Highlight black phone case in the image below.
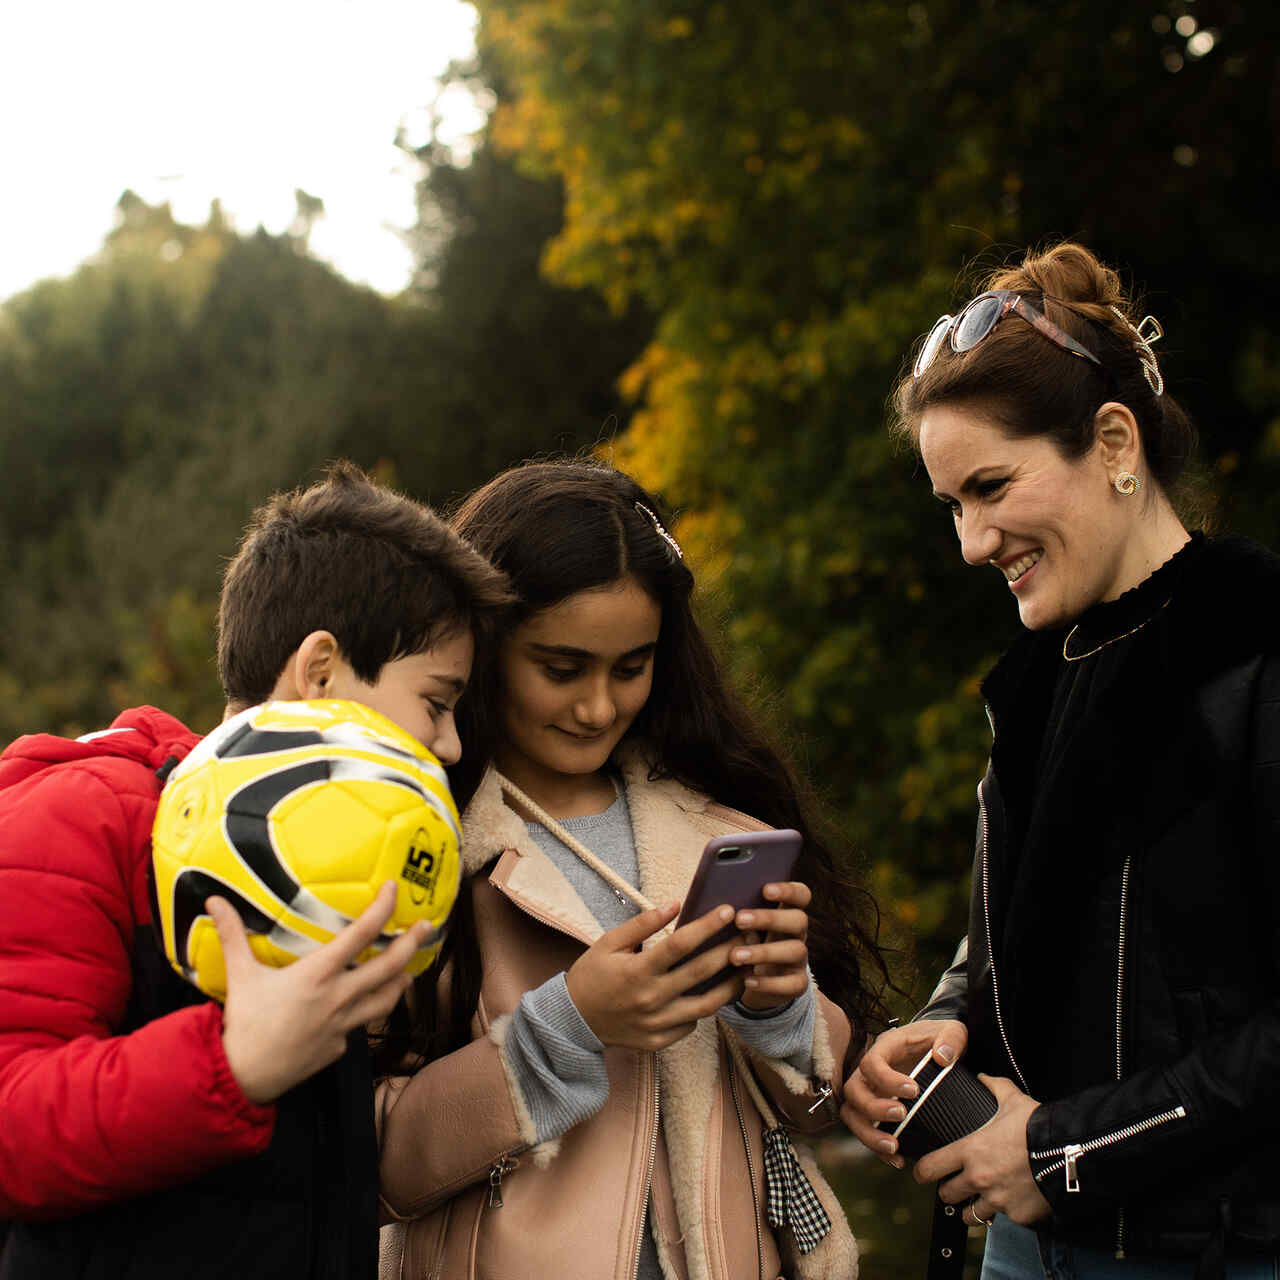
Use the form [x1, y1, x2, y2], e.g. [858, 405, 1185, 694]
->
[674, 829, 802, 997]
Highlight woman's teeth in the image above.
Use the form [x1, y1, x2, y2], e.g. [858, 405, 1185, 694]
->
[1002, 550, 1043, 582]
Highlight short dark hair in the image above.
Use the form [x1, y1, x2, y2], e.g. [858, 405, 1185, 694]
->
[217, 460, 512, 706]
[891, 242, 1197, 496]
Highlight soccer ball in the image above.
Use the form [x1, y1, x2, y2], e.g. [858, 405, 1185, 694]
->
[151, 699, 461, 1001]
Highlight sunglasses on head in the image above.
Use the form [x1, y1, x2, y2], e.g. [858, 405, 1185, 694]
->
[913, 289, 1103, 378]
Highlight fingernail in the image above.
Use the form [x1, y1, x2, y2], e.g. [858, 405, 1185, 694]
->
[744, 976, 758, 988]
[737, 911, 754, 927]
[935, 1044, 955, 1064]
[887, 1104, 906, 1122]
[900, 1081, 919, 1099]
[718, 905, 734, 921]
[878, 1138, 897, 1154]
[764, 884, 780, 898]
[732, 948, 751, 963]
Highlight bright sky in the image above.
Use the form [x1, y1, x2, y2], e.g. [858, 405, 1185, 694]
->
[1, 0, 486, 302]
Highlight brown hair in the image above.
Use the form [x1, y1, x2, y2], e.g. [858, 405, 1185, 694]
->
[217, 460, 513, 706]
[891, 243, 1197, 496]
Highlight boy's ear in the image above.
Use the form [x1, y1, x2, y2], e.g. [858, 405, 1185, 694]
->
[276, 630, 342, 701]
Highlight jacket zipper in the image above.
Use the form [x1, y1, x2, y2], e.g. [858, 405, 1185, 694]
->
[978, 779, 1030, 1094]
[485, 1152, 520, 1208]
[1114, 854, 1132, 1256]
[727, 1054, 765, 1280]
[1030, 1105, 1186, 1191]
[632, 1053, 661, 1280]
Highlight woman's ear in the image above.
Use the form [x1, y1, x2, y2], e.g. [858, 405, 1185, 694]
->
[1093, 401, 1142, 476]
[274, 630, 342, 701]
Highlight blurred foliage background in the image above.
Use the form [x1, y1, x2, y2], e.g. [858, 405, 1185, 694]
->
[4, 2, 1279, 1273]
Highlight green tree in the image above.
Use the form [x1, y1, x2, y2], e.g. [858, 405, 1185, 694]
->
[471, 0, 1280, 993]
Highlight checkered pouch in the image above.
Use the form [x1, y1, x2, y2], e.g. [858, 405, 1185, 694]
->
[724, 1032, 833, 1256]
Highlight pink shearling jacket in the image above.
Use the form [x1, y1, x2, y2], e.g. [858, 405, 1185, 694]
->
[377, 752, 862, 1280]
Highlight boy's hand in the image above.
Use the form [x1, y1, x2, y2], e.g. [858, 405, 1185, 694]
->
[565, 902, 745, 1050]
[209, 882, 431, 1104]
[730, 880, 810, 1011]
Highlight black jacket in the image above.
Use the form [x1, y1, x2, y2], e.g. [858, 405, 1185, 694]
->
[919, 536, 1280, 1259]
[0, 926, 379, 1280]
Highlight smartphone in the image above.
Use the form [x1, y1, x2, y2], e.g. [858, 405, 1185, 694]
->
[673, 828, 803, 997]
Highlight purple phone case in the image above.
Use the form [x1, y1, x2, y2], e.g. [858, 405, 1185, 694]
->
[675, 829, 802, 997]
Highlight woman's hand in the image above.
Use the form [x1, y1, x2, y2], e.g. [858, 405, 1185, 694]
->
[915, 1075, 1051, 1226]
[841, 1019, 969, 1167]
[730, 880, 811, 1011]
[565, 902, 745, 1050]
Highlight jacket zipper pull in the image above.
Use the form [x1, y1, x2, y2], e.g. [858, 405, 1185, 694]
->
[806, 1082, 834, 1115]
[1063, 1144, 1082, 1193]
[487, 1155, 515, 1209]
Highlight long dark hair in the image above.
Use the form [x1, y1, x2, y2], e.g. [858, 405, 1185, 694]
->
[372, 458, 892, 1075]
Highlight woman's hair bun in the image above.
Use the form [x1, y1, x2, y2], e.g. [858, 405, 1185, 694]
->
[987, 242, 1129, 327]
[892, 241, 1198, 501]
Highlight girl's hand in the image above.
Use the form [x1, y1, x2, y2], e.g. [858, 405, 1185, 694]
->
[565, 902, 746, 1050]
[730, 880, 810, 1012]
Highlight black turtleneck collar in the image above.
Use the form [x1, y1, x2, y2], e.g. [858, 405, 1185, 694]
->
[1062, 531, 1205, 661]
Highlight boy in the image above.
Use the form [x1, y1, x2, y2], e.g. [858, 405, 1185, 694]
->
[0, 461, 511, 1278]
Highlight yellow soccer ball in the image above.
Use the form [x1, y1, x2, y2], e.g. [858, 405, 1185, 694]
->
[151, 699, 460, 1001]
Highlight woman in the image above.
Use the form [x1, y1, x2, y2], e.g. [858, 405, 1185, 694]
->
[374, 460, 890, 1280]
[841, 242, 1280, 1278]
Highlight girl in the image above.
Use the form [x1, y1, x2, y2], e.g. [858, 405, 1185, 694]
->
[376, 460, 889, 1280]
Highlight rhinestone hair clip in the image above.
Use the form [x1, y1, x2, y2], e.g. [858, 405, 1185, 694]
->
[634, 501, 684, 560]
[1109, 306, 1164, 397]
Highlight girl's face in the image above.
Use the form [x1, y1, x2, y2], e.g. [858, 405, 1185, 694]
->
[495, 575, 661, 789]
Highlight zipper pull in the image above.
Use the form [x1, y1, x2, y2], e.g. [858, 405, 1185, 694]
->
[1063, 1143, 1082, 1193]
[487, 1155, 515, 1208]
[807, 1082, 834, 1115]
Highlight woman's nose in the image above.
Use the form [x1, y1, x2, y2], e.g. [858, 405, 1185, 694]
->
[958, 509, 1001, 566]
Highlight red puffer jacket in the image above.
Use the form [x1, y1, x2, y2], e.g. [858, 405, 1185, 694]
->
[0, 706, 273, 1219]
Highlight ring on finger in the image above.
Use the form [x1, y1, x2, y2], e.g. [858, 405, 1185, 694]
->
[967, 1200, 994, 1228]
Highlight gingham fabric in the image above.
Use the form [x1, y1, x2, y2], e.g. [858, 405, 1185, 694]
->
[762, 1126, 832, 1255]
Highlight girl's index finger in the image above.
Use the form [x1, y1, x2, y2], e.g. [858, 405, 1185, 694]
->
[761, 880, 811, 907]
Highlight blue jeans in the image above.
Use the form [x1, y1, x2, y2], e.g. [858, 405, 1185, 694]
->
[981, 1216, 1279, 1280]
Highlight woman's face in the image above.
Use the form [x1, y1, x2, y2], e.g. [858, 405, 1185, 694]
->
[495, 574, 662, 789]
[919, 403, 1135, 630]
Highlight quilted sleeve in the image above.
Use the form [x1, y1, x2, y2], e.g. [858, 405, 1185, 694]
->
[0, 765, 273, 1219]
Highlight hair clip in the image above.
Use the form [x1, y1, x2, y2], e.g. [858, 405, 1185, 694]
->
[1109, 306, 1164, 397]
[634, 501, 684, 560]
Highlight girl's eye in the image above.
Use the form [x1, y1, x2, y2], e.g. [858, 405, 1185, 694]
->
[614, 664, 647, 681]
[543, 666, 581, 683]
[423, 697, 450, 718]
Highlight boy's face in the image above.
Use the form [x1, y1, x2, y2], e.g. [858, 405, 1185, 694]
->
[326, 629, 474, 764]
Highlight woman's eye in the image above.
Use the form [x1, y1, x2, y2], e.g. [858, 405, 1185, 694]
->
[614, 664, 647, 681]
[976, 477, 1007, 499]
